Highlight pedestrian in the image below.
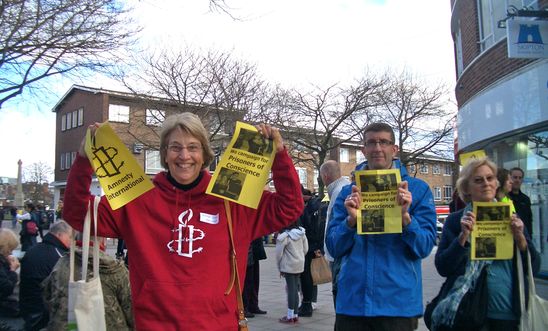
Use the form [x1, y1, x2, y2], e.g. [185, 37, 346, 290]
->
[508, 167, 533, 237]
[275, 221, 308, 324]
[432, 158, 540, 330]
[16, 203, 40, 252]
[43, 234, 134, 330]
[243, 238, 267, 318]
[326, 122, 437, 331]
[10, 207, 17, 229]
[320, 160, 351, 310]
[19, 221, 72, 331]
[62, 113, 304, 330]
[298, 188, 327, 317]
[0, 228, 20, 318]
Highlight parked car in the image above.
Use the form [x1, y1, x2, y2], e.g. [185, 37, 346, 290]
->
[435, 205, 449, 245]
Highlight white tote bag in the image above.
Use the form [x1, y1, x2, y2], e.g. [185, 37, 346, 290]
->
[67, 196, 106, 331]
[517, 247, 548, 331]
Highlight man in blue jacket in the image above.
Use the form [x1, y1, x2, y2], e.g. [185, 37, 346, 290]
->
[326, 123, 436, 331]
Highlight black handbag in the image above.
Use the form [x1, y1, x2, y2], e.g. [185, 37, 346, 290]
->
[424, 265, 488, 331]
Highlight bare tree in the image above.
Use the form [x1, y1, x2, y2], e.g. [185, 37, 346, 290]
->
[259, 75, 386, 194]
[23, 161, 53, 204]
[372, 70, 455, 167]
[0, 0, 139, 108]
[115, 47, 267, 162]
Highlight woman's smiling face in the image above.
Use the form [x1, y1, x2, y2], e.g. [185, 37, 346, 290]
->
[164, 128, 204, 185]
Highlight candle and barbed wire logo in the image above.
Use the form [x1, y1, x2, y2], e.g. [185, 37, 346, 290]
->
[90, 135, 125, 178]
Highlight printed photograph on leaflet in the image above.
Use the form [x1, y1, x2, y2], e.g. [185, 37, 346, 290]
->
[471, 201, 513, 260]
[355, 169, 402, 234]
[85, 122, 154, 210]
[206, 121, 275, 209]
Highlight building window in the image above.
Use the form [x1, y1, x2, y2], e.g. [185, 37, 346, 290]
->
[296, 167, 307, 187]
[444, 185, 453, 201]
[314, 169, 319, 190]
[477, 0, 536, 52]
[433, 164, 441, 175]
[66, 112, 72, 130]
[340, 148, 349, 163]
[72, 110, 78, 128]
[146, 109, 165, 126]
[444, 164, 453, 176]
[61, 114, 66, 131]
[145, 150, 163, 174]
[408, 163, 416, 174]
[434, 187, 442, 201]
[60, 154, 65, 170]
[71, 152, 76, 166]
[109, 104, 130, 123]
[420, 164, 428, 174]
[356, 150, 365, 164]
[78, 108, 84, 126]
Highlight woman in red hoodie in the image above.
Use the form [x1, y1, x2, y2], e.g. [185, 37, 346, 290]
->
[63, 112, 304, 330]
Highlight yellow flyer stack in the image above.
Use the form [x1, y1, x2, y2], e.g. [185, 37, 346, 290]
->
[355, 169, 402, 234]
[84, 122, 154, 210]
[471, 201, 513, 260]
[206, 121, 275, 209]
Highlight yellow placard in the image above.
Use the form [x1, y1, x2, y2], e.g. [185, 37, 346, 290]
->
[85, 122, 154, 210]
[206, 121, 275, 209]
[459, 149, 487, 165]
[355, 169, 402, 234]
[471, 201, 513, 260]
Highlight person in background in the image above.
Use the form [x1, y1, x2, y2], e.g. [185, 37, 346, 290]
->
[508, 167, 533, 237]
[298, 187, 327, 317]
[16, 203, 40, 252]
[496, 168, 516, 213]
[320, 160, 351, 310]
[10, 207, 17, 229]
[275, 221, 308, 324]
[19, 221, 72, 331]
[0, 228, 20, 318]
[43, 234, 134, 330]
[243, 238, 267, 318]
[62, 113, 304, 330]
[433, 158, 540, 330]
[327, 122, 436, 331]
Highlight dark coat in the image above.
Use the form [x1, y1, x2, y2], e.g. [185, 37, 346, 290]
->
[0, 255, 18, 317]
[299, 197, 328, 254]
[435, 209, 540, 320]
[19, 232, 69, 315]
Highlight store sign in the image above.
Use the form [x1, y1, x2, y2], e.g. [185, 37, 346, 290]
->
[507, 19, 548, 58]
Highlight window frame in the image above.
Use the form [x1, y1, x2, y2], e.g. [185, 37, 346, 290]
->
[145, 150, 163, 175]
[108, 104, 130, 123]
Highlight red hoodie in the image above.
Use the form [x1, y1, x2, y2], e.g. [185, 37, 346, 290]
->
[63, 150, 304, 330]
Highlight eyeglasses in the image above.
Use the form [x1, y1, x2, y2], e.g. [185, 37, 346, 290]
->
[472, 175, 496, 184]
[166, 143, 202, 154]
[364, 139, 393, 148]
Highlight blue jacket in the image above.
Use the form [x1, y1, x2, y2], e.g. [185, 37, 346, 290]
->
[326, 159, 436, 317]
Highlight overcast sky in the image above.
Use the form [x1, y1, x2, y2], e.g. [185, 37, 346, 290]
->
[0, 0, 455, 180]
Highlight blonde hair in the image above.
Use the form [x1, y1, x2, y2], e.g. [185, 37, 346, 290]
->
[0, 228, 19, 257]
[159, 113, 214, 170]
[456, 157, 498, 203]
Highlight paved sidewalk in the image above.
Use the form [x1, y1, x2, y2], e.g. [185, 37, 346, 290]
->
[247, 245, 548, 331]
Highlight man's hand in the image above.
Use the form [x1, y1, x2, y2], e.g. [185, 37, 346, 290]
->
[344, 185, 361, 228]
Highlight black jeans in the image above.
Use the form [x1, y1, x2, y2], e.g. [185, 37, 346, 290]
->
[335, 314, 418, 331]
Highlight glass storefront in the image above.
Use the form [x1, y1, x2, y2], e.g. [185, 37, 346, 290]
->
[486, 128, 548, 276]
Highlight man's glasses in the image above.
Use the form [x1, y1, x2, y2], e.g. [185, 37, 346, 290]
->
[167, 143, 202, 154]
[364, 139, 393, 148]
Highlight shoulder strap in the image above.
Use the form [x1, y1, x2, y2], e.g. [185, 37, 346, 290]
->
[223, 200, 247, 328]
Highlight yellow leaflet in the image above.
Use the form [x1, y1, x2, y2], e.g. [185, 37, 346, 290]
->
[459, 149, 487, 165]
[85, 122, 154, 210]
[471, 201, 513, 260]
[355, 169, 402, 234]
[206, 121, 276, 209]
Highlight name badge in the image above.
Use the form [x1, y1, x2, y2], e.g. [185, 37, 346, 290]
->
[200, 213, 219, 225]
